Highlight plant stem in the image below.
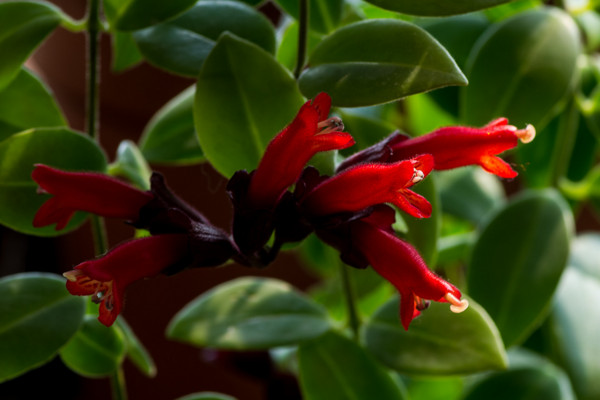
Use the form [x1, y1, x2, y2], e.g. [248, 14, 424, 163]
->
[293, 0, 308, 79]
[110, 367, 128, 400]
[339, 262, 360, 341]
[86, 0, 101, 141]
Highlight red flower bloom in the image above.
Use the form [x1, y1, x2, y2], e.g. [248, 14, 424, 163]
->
[32, 164, 153, 230]
[247, 93, 354, 209]
[64, 234, 189, 326]
[352, 220, 468, 330]
[302, 154, 434, 218]
[340, 118, 535, 178]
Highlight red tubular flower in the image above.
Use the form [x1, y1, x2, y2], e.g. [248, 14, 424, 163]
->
[64, 234, 189, 326]
[339, 118, 535, 178]
[301, 154, 434, 218]
[247, 93, 355, 209]
[32, 164, 153, 230]
[390, 118, 535, 178]
[352, 221, 468, 330]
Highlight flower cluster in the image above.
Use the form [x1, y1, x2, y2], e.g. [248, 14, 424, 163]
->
[32, 93, 534, 329]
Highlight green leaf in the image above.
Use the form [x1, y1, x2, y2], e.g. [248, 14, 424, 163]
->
[133, 1, 276, 77]
[59, 315, 126, 377]
[177, 393, 237, 400]
[108, 140, 151, 190]
[0, 128, 108, 236]
[403, 173, 440, 266]
[275, 0, 344, 34]
[139, 86, 202, 165]
[362, 0, 513, 17]
[0, 68, 66, 142]
[104, 0, 197, 31]
[362, 296, 507, 375]
[405, 376, 463, 400]
[298, 20, 467, 107]
[0, 1, 63, 90]
[437, 167, 506, 224]
[548, 234, 600, 400]
[276, 21, 323, 72]
[167, 277, 332, 350]
[115, 318, 156, 377]
[0, 273, 86, 383]
[194, 33, 304, 177]
[467, 189, 573, 347]
[461, 8, 581, 129]
[111, 31, 143, 72]
[298, 331, 407, 400]
[337, 105, 397, 153]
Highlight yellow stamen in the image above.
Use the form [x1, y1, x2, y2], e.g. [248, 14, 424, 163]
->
[411, 169, 425, 184]
[516, 124, 535, 144]
[63, 270, 83, 282]
[445, 293, 469, 313]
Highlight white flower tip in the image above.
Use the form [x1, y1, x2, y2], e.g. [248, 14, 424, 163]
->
[516, 124, 535, 144]
[411, 168, 425, 184]
[63, 270, 79, 282]
[445, 293, 469, 313]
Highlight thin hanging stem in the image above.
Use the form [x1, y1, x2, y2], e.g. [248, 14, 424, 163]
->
[293, 0, 308, 79]
[110, 366, 128, 400]
[86, 0, 101, 141]
[339, 262, 360, 341]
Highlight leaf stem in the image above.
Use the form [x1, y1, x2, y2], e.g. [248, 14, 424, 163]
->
[86, 0, 101, 141]
[293, 0, 308, 79]
[110, 366, 128, 400]
[339, 262, 360, 341]
[550, 99, 579, 187]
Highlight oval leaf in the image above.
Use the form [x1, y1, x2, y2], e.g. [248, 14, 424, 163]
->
[194, 33, 304, 177]
[115, 318, 156, 377]
[0, 1, 63, 90]
[362, 296, 507, 375]
[298, 331, 407, 400]
[299, 20, 467, 107]
[467, 189, 573, 347]
[0, 128, 108, 236]
[59, 315, 126, 377]
[167, 277, 331, 350]
[0, 273, 86, 383]
[363, 0, 513, 17]
[461, 8, 581, 129]
[548, 234, 600, 400]
[109, 140, 151, 190]
[139, 86, 202, 165]
[133, 1, 276, 77]
[437, 166, 506, 225]
[0, 68, 66, 142]
[104, 0, 197, 31]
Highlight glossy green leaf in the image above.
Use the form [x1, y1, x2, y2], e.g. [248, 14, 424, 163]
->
[139, 86, 202, 165]
[405, 376, 463, 400]
[167, 277, 331, 350]
[362, 296, 507, 375]
[177, 393, 237, 400]
[108, 140, 151, 190]
[104, 0, 197, 31]
[0, 128, 108, 236]
[420, 14, 490, 116]
[111, 32, 143, 72]
[362, 0, 513, 16]
[275, 0, 344, 34]
[133, 1, 276, 77]
[194, 34, 304, 177]
[298, 331, 407, 400]
[403, 174, 440, 266]
[299, 20, 467, 107]
[115, 318, 156, 377]
[0, 1, 63, 90]
[0, 273, 86, 383]
[468, 189, 573, 347]
[548, 234, 600, 400]
[461, 8, 581, 129]
[437, 167, 506, 224]
[59, 315, 126, 377]
[0, 68, 66, 142]
[276, 21, 323, 72]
